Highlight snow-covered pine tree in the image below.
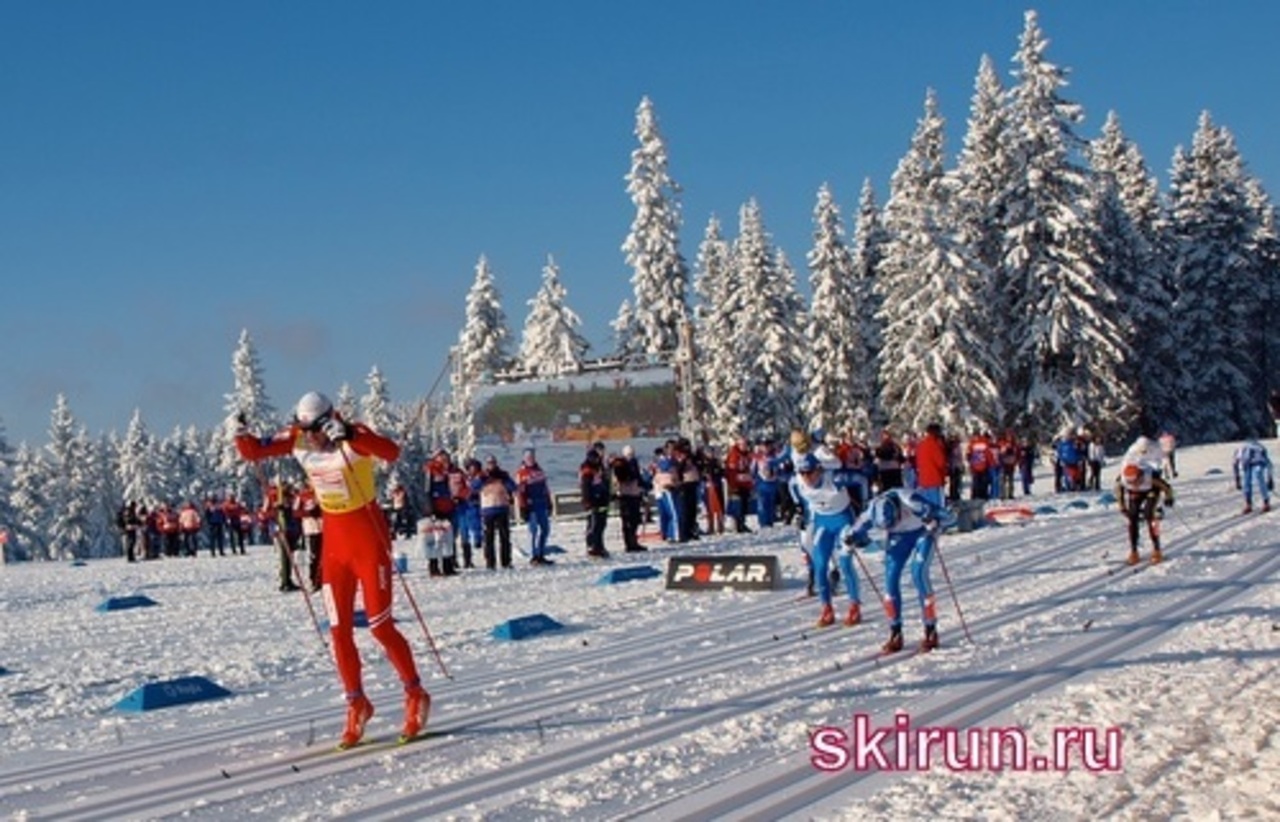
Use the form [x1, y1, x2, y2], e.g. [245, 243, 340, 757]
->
[336, 383, 357, 420]
[610, 299, 643, 365]
[803, 184, 861, 435]
[1087, 111, 1167, 434]
[692, 215, 741, 443]
[878, 90, 1001, 435]
[622, 96, 690, 359]
[848, 179, 886, 432]
[757, 249, 807, 437]
[219, 329, 276, 505]
[449, 255, 513, 458]
[0, 416, 16, 561]
[1001, 10, 1128, 439]
[733, 199, 799, 440]
[1167, 113, 1264, 441]
[9, 444, 48, 561]
[116, 409, 160, 507]
[44, 395, 95, 560]
[1244, 178, 1280, 413]
[361, 365, 397, 487]
[518, 255, 589, 377]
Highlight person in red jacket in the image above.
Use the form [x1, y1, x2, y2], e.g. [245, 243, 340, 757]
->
[914, 423, 949, 508]
[235, 391, 429, 749]
[723, 435, 755, 534]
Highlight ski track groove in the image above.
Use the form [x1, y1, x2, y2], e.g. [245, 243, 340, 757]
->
[4, 494, 1248, 820]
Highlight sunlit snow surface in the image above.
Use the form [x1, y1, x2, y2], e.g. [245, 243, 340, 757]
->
[0, 440, 1276, 820]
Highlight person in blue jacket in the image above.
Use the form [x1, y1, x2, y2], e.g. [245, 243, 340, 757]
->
[789, 453, 863, 628]
[1233, 439, 1274, 514]
[847, 487, 954, 653]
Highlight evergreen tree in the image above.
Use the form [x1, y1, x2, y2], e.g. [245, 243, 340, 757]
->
[116, 409, 160, 507]
[848, 179, 886, 432]
[878, 91, 1001, 434]
[1245, 178, 1280, 408]
[1088, 111, 1168, 434]
[1167, 113, 1263, 440]
[622, 96, 690, 359]
[733, 199, 801, 440]
[1001, 10, 1128, 437]
[9, 444, 49, 561]
[219, 329, 275, 504]
[336, 383, 358, 420]
[449, 255, 512, 458]
[361, 365, 396, 486]
[0, 416, 16, 561]
[518, 255, 589, 377]
[610, 299, 643, 365]
[803, 184, 861, 435]
[692, 215, 744, 443]
[44, 395, 95, 560]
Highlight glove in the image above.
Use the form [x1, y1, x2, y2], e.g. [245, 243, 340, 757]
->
[321, 417, 351, 442]
[233, 411, 249, 437]
[1165, 496, 1174, 508]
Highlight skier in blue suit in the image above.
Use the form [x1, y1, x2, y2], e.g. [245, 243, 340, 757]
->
[1233, 439, 1274, 514]
[790, 453, 862, 628]
[848, 487, 954, 654]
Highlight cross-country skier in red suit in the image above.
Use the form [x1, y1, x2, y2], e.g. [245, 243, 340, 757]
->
[235, 391, 429, 749]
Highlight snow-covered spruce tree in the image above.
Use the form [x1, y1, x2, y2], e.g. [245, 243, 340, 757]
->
[1001, 10, 1128, 439]
[848, 179, 887, 432]
[621, 96, 690, 359]
[116, 409, 161, 507]
[0, 416, 16, 561]
[336, 383, 357, 420]
[878, 90, 1001, 436]
[360, 365, 397, 486]
[449, 255, 513, 458]
[44, 395, 97, 560]
[610, 299, 644, 365]
[803, 184, 860, 435]
[733, 199, 802, 441]
[519, 255, 589, 377]
[1087, 111, 1168, 435]
[8, 444, 48, 561]
[951, 53, 1015, 422]
[218, 329, 276, 506]
[1167, 113, 1265, 441]
[1244, 178, 1280, 408]
[757, 249, 807, 437]
[691, 214, 741, 443]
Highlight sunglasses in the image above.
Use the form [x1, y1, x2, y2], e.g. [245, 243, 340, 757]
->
[299, 411, 333, 433]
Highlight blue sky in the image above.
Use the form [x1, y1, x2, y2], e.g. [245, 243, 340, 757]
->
[1, 1, 1277, 445]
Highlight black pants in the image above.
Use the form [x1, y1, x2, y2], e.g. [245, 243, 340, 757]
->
[1124, 490, 1162, 551]
[483, 512, 512, 569]
[586, 507, 609, 554]
[619, 495, 642, 550]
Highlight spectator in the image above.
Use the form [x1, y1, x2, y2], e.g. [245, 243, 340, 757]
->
[223, 495, 247, 555]
[474, 455, 517, 570]
[580, 446, 611, 558]
[610, 445, 647, 552]
[178, 500, 202, 557]
[515, 448, 554, 565]
[204, 496, 227, 557]
[724, 435, 755, 534]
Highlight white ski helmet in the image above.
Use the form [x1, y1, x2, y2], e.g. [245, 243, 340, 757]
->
[295, 391, 334, 429]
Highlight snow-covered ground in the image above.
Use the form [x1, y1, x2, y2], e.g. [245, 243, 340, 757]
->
[1, 440, 1276, 820]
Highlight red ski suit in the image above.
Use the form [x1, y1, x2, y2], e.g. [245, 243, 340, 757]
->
[236, 424, 420, 698]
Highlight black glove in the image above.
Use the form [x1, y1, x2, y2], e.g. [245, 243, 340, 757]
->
[1165, 496, 1174, 508]
[321, 417, 352, 442]
[233, 411, 249, 437]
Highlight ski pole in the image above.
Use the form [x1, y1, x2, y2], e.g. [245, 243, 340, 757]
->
[253, 462, 328, 649]
[932, 536, 973, 645]
[846, 545, 884, 604]
[338, 442, 452, 680]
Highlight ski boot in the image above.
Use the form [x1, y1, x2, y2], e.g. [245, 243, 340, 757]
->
[338, 693, 375, 750]
[1150, 548, 1163, 565]
[1243, 504, 1253, 515]
[843, 603, 862, 627]
[882, 627, 904, 654]
[816, 603, 835, 628]
[919, 625, 940, 652]
[400, 684, 431, 744]
[1126, 549, 1140, 566]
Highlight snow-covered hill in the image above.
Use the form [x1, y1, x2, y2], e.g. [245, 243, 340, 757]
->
[1, 440, 1276, 820]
